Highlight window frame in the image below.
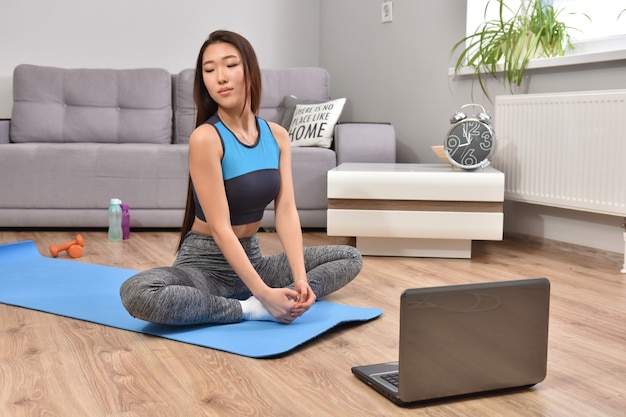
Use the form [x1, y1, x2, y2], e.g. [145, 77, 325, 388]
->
[456, 0, 626, 75]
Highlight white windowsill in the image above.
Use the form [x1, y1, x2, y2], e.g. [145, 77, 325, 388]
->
[449, 47, 626, 77]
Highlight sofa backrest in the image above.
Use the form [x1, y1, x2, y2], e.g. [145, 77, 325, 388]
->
[173, 69, 196, 145]
[173, 67, 330, 144]
[10, 64, 172, 144]
[10, 65, 330, 145]
[259, 67, 330, 122]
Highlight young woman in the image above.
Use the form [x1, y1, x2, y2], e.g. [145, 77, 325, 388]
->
[119, 30, 362, 325]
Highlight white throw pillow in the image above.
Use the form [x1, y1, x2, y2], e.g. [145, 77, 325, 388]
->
[287, 98, 346, 148]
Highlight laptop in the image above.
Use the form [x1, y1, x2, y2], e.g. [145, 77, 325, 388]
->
[352, 278, 550, 406]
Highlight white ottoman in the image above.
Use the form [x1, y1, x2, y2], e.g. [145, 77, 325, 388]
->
[327, 163, 504, 258]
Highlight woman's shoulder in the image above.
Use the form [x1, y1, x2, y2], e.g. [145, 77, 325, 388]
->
[189, 122, 221, 149]
[191, 122, 218, 137]
[191, 114, 221, 136]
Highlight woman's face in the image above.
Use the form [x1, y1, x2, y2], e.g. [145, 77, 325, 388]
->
[201, 41, 247, 111]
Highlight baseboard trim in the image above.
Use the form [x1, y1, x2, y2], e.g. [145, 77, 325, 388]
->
[504, 232, 623, 266]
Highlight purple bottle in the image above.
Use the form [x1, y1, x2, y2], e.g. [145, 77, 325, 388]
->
[121, 203, 131, 240]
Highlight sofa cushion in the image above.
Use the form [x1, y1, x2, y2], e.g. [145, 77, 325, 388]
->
[173, 68, 196, 144]
[288, 98, 346, 149]
[265, 146, 336, 212]
[11, 64, 172, 144]
[0, 143, 188, 210]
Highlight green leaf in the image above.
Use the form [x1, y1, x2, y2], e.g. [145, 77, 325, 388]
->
[449, 0, 589, 100]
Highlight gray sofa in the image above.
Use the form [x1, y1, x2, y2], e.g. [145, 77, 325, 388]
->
[0, 64, 395, 229]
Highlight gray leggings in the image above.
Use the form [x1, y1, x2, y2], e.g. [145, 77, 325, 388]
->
[119, 232, 362, 325]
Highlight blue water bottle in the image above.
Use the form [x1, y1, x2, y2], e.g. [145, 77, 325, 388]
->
[108, 198, 123, 242]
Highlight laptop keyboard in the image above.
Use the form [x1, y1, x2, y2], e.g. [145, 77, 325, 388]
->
[381, 372, 399, 387]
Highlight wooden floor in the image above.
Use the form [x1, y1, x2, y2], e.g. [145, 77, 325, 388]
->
[0, 230, 624, 417]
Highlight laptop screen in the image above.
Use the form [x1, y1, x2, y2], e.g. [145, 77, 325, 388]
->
[398, 278, 550, 402]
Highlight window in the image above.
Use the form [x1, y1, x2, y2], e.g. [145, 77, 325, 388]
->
[466, 0, 626, 54]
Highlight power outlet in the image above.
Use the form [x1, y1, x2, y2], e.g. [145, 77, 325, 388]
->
[381, 0, 393, 23]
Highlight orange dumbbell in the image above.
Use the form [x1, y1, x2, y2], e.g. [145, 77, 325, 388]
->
[49, 234, 85, 258]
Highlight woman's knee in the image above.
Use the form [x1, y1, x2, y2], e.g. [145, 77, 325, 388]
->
[119, 268, 173, 319]
[340, 245, 363, 275]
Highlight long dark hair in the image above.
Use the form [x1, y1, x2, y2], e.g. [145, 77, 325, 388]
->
[178, 30, 262, 250]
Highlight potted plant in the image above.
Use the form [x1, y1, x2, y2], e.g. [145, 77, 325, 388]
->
[451, 0, 586, 99]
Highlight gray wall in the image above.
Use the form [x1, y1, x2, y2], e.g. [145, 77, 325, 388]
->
[0, 0, 320, 117]
[320, 0, 469, 164]
[319, 0, 625, 256]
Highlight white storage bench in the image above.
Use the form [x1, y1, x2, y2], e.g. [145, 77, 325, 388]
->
[327, 163, 505, 258]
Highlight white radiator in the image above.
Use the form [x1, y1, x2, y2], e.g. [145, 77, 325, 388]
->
[493, 89, 626, 217]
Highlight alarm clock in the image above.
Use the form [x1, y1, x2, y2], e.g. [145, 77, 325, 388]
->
[444, 103, 496, 170]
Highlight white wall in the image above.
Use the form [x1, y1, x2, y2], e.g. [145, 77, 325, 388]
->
[0, 0, 320, 117]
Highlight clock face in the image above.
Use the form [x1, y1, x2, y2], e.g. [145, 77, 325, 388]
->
[445, 118, 495, 170]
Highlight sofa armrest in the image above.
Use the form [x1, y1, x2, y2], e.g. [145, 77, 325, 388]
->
[334, 122, 396, 165]
[0, 120, 9, 144]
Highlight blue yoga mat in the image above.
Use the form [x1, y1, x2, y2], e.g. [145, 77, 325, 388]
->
[0, 240, 382, 358]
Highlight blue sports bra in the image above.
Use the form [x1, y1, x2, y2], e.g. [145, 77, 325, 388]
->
[192, 114, 280, 225]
